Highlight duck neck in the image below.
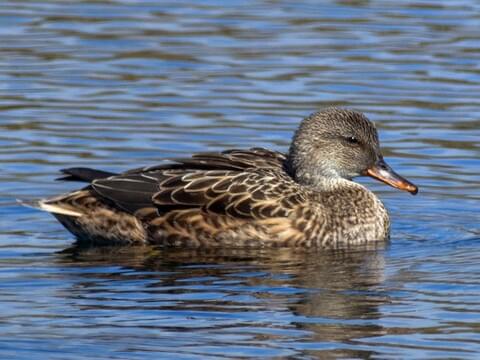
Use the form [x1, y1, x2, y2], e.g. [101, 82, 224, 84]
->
[303, 175, 360, 193]
[286, 154, 352, 191]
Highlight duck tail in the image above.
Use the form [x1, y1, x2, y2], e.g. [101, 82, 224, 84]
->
[17, 197, 83, 217]
[56, 167, 117, 183]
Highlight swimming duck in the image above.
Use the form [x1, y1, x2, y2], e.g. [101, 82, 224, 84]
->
[31, 108, 417, 247]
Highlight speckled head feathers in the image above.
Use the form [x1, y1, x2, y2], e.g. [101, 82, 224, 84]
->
[288, 108, 381, 184]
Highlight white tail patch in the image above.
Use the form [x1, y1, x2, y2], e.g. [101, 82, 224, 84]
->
[18, 199, 83, 217]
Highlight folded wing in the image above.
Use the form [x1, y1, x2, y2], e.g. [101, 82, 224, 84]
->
[90, 148, 304, 219]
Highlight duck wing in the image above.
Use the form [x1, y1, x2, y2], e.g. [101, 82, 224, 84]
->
[90, 148, 304, 219]
[152, 168, 304, 219]
[125, 147, 287, 173]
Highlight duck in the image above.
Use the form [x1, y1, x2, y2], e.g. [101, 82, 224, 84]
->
[28, 108, 418, 248]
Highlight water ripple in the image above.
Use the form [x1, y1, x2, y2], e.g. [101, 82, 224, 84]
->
[1, 0, 480, 358]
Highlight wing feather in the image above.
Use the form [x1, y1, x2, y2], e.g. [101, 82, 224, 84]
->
[125, 147, 286, 174]
[90, 147, 304, 220]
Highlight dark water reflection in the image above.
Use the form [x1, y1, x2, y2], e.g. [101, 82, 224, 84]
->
[55, 246, 389, 358]
[1, 0, 480, 358]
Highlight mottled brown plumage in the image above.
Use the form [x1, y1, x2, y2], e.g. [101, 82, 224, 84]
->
[31, 108, 418, 248]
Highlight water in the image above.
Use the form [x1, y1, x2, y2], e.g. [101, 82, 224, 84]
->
[1, 0, 480, 358]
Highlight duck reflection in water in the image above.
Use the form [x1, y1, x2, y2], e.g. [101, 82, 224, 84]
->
[57, 244, 389, 358]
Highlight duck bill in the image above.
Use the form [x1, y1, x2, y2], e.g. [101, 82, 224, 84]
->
[364, 158, 418, 195]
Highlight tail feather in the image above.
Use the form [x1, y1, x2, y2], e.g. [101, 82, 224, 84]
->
[17, 198, 43, 211]
[57, 167, 117, 183]
[17, 198, 83, 217]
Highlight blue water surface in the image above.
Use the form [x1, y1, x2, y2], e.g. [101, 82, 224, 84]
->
[1, 0, 479, 358]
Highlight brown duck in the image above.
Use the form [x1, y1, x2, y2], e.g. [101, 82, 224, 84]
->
[29, 108, 418, 248]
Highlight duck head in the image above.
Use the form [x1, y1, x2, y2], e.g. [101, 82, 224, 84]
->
[288, 108, 418, 195]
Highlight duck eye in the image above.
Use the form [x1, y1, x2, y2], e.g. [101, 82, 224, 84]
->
[345, 136, 359, 144]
